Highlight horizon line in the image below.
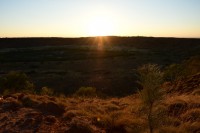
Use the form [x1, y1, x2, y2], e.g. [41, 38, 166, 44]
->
[1, 35, 200, 39]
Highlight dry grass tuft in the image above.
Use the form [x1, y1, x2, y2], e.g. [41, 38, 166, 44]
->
[103, 103, 120, 112]
[181, 108, 200, 122]
[157, 126, 182, 133]
[67, 120, 94, 133]
[192, 88, 200, 96]
[179, 122, 200, 133]
[162, 117, 182, 127]
[63, 110, 87, 121]
[20, 95, 40, 107]
[166, 98, 188, 116]
[125, 118, 146, 133]
[0, 78, 200, 133]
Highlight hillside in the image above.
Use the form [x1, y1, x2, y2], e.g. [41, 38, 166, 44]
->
[0, 73, 200, 133]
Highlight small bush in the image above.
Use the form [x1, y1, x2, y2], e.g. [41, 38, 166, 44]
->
[2, 89, 11, 96]
[40, 87, 54, 96]
[0, 71, 34, 94]
[163, 56, 200, 82]
[182, 56, 200, 76]
[163, 64, 184, 82]
[74, 87, 97, 97]
[137, 64, 164, 133]
[138, 64, 164, 106]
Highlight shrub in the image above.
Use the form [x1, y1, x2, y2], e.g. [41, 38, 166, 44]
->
[138, 64, 164, 105]
[74, 87, 97, 97]
[40, 87, 54, 96]
[137, 64, 164, 133]
[182, 56, 200, 76]
[0, 71, 34, 94]
[163, 56, 200, 82]
[163, 63, 184, 82]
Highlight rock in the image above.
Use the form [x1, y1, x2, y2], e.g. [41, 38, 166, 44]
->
[20, 96, 39, 107]
[38, 101, 65, 116]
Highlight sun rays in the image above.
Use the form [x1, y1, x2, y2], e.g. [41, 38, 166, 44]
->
[86, 15, 116, 37]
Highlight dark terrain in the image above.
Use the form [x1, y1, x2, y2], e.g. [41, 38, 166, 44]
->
[0, 36, 200, 96]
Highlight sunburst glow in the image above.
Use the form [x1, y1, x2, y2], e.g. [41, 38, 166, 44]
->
[87, 16, 115, 36]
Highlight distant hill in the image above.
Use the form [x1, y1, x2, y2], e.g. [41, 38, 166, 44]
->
[0, 36, 200, 49]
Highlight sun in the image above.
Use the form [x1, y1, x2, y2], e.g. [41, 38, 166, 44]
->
[87, 16, 115, 36]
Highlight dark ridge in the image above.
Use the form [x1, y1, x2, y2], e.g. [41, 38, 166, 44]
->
[0, 36, 200, 49]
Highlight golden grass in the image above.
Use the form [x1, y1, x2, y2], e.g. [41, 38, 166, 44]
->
[0, 86, 200, 133]
[156, 126, 183, 133]
[192, 88, 200, 95]
[179, 122, 200, 133]
[181, 108, 200, 122]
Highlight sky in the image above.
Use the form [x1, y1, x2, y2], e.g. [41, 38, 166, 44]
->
[0, 0, 200, 38]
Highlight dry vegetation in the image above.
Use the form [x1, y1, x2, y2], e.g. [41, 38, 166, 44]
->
[0, 73, 200, 133]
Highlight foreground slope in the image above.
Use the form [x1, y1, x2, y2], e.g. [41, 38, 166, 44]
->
[0, 74, 200, 133]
